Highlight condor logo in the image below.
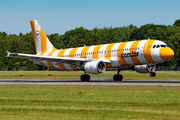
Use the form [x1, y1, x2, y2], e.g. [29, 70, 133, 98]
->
[35, 30, 40, 42]
[121, 51, 139, 58]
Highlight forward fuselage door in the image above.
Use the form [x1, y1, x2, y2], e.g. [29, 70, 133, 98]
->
[140, 40, 148, 55]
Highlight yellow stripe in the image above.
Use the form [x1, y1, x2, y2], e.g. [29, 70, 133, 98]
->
[105, 43, 115, 68]
[30, 21, 37, 53]
[39, 61, 45, 66]
[58, 63, 68, 71]
[47, 47, 57, 69]
[69, 48, 79, 57]
[105, 43, 115, 59]
[93, 45, 102, 59]
[29, 59, 34, 62]
[144, 40, 156, 64]
[81, 46, 91, 58]
[106, 63, 113, 68]
[117, 42, 129, 66]
[39, 28, 47, 55]
[47, 61, 56, 69]
[130, 41, 142, 65]
[57, 49, 68, 70]
[48, 47, 57, 56]
[57, 49, 66, 57]
[69, 48, 80, 71]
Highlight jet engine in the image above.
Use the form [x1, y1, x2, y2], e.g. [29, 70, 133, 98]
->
[84, 61, 106, 74]
[134, 64, 156, 73]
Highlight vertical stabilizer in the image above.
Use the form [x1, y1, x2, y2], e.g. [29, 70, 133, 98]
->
[30, 20, 56, 55]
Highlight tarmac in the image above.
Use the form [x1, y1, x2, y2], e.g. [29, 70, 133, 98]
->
[0, 79, 180, 86]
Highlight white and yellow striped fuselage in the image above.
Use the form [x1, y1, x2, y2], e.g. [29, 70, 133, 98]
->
[29, 39, 173, 71]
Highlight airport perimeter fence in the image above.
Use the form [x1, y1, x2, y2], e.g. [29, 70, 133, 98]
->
[0, 66, 180, 71]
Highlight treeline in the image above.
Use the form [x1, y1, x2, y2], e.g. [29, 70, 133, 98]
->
[0, 20, 180, 70]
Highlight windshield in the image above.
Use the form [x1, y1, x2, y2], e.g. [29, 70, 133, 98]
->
[152, 44, 168, 49]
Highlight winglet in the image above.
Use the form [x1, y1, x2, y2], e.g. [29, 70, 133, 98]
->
[6, 51, 10, 57]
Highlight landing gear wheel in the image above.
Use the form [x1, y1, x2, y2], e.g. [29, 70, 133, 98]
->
[81, 74, 90, 81]
[113, 74, 123, 81]
[150, 72, 156, 77]
[113, 68, 123, 81]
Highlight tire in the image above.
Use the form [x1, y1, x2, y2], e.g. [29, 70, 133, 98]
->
[113, 74, 123, 81]
[81, 74, 90, 81]
[113, 75, 118, 81]
[150, 72, 156, 77]
[81, 75, 85, 81]
[85, 74, 90, 81]
[118, 75, 123, 81]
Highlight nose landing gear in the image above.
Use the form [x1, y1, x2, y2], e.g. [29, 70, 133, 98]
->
[150, 72, 156, 77]
[149, 64, 156, 77]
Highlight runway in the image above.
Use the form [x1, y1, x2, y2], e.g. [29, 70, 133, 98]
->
[0, 79, 180, 86]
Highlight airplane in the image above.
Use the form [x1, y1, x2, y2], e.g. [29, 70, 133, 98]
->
[7, 20, 174, 81]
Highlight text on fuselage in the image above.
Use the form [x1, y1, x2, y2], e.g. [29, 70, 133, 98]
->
[121, 51, 139, 58]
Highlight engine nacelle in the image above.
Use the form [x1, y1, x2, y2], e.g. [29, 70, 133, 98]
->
[135, 64, 156, 73]
[84, 61, 106, 74]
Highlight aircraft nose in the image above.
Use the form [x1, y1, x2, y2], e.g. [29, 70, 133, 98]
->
[160, 47, 174, 61]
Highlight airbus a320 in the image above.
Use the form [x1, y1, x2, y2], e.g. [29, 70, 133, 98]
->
[7, 20, 174, 81]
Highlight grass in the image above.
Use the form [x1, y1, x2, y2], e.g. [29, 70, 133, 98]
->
[0, 85, 180, 119]
[0, 71, 180, 80]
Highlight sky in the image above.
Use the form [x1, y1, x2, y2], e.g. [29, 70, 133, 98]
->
[0, 0, 180, 35]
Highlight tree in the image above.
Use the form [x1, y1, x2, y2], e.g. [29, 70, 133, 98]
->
[167, 33, 180, 68]
[173, 19, 180, 27]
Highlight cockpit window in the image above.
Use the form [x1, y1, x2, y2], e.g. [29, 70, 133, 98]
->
[160, 45, 166, 47]
[153, 45, 156, 48]
[156, 45, 160, 48]
[152, 44, 168, 49]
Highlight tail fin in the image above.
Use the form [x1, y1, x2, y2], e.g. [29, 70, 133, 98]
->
[30, 20, 56, 55]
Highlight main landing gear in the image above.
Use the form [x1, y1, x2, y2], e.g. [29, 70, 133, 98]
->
[113, 68, 123, 81]
[81, 71, 90, 81]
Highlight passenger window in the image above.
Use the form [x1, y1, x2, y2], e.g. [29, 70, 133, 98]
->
[153, 45, 156, 48]
[156, 45, 160, 48]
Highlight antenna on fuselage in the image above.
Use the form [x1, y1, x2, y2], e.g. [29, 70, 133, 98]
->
[148, 37, 150, 40]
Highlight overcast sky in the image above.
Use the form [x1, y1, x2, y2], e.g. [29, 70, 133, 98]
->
[0, 0, 180, 35]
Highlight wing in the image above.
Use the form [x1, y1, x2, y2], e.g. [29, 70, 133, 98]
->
[6, 51, 111, 65]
